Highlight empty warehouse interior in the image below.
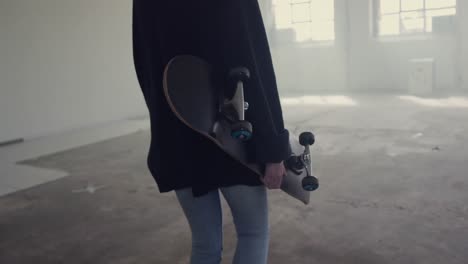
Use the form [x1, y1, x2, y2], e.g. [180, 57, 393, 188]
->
[1, 0, 468, 263]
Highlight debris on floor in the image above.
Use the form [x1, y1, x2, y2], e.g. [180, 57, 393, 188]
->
[72, 183, 107, 194]
[432, 146, 441, 151]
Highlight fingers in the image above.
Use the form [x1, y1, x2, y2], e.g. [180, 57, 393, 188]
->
[260, 172, 283, 190]
[261, 162, 286, 189]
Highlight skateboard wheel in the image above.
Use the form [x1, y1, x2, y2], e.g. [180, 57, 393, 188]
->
[299, 132, 315, 146]
[231, 121, 253, 141]
[228, 67, 250, 82]
[302, 176, 319, 191]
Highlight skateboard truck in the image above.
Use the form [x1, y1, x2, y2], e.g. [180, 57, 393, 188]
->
[285, 132, 319, 191]
[221, 67, 253, 141]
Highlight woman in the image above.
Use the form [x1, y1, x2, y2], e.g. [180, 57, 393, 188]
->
[132, 1, 291, 263]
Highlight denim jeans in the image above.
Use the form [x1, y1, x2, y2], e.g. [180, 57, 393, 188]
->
[174, 184, 269, 264]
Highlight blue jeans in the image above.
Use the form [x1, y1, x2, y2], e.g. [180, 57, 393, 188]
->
[174, 184, 269, 264]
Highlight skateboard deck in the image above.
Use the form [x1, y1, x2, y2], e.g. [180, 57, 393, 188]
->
[163, 55, 316, 205]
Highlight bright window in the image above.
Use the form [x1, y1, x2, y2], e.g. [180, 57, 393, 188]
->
[376, 0, 456, 36]
[273, 0, 335, 42]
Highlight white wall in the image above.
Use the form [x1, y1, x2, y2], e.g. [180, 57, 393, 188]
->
[460, 0, 468, 91]
[267, 0, 348, 94]
[258, 0, 275, 32]
[347, 0, 458, 93]
[271, 44, 347, 94]
[0, 0, 146, 143]
[264, 0, 466, 94]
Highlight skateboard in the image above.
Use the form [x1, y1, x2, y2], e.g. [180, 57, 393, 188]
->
[162, 55, 319, 205]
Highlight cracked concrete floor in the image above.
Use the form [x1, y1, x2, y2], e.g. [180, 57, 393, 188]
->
[1, 95, 468, 264]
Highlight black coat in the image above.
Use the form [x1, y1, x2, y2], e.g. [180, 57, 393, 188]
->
[132, 0, 291, 197]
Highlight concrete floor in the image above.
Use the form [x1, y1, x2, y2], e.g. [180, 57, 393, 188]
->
[0, 118, 150, 197]
[1, 95, 468, 264]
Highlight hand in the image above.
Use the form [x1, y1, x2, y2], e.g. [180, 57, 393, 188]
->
[260, 161, 286, 189]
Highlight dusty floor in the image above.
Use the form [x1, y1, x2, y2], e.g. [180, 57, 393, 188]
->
[1, 95, 467, 264]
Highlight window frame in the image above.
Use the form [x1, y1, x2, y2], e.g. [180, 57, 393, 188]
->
[373, 0, 457, 37]
[272, 0, 336, 44]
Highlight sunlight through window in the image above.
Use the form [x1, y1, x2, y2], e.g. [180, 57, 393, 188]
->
[273, 0, 335, 42]
[376, 0, 456, 36]
[399, 96, 468, 108]
[281, 96, 358, 106]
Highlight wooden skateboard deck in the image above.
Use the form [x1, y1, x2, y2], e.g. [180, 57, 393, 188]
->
[163, 55, 313, 205]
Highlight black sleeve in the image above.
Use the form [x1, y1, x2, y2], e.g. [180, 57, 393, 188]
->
[243, 1, 291, 163]
[226, 0, 291, 163]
